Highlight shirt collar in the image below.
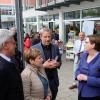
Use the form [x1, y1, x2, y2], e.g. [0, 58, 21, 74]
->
[0, 53, 11, 62]
[41, 43, 52, 50]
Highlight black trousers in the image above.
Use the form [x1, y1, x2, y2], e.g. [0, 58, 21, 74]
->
[78, 94, 100, 100]
[51, 89, 58, 100]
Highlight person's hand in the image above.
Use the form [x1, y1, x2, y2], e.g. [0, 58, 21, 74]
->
[45, 95, 51, 100]
[43, 59, 52, 68]
[77, 74, 88, 81]
[43, 59, 59, 69]
[50, 59, 60, 67]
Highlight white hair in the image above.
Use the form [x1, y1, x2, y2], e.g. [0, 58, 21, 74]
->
[39, 27, 51, 35]
[0, 29, 15, 48]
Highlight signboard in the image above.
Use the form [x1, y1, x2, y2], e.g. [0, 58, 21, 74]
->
[82, 21, 94, 36]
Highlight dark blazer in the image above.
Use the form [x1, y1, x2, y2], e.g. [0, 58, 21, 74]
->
[75, 52, 100, 97]
[31, 43, 62, 90]
[0, 56, 24, 100]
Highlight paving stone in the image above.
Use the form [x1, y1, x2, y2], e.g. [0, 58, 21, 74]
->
[56, 53, 78, 100]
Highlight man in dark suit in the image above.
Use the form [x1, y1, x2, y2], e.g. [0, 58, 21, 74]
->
[0, 29, 24, 100]
[31, 28, 62, 100]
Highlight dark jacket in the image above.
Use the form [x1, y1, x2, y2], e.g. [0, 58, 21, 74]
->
[31, 43, 61, 90]
[0, 56, 24, 100]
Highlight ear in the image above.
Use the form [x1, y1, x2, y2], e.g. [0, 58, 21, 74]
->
[92, 43, 95, 49]
[3, 42, 9, 50]
[29, 59, 35, 65]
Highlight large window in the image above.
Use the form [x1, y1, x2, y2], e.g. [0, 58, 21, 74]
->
[82, 7, 100, 18]
[64, 10, 80, 20]
[26, 17, 37, 22]
[40, 14, 59, 21]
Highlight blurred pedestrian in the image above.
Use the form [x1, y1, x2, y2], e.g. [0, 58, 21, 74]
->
[31, 32, 40, 45]
[24, 33, 31, 49]
[10, 27, 24, 72]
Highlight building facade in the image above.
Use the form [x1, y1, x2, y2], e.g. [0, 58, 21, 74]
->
[0, 0, 15, 29]
[23, 0, 100, 43]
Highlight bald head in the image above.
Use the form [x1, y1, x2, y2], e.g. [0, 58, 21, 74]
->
[79, 32, 85, 41]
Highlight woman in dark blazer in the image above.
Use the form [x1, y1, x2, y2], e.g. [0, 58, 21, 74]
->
[75, 34, 100, 100]
[21, 48, 51, 100]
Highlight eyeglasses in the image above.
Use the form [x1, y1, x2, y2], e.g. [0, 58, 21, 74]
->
[6, 39, 16, 45]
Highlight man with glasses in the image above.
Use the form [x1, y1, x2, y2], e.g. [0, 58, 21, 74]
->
[0, 29, 24, 100]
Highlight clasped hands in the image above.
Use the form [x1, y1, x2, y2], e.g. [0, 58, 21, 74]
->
[77, 74, 88, 81]
[43, 59, 60, 69]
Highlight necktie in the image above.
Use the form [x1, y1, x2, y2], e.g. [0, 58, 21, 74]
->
[79, 41, 82, 53]
[77, 41, 82, 63]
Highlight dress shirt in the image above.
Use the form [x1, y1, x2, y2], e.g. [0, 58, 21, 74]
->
[73, 39, 85, 54]
[0, 53, 11, 62]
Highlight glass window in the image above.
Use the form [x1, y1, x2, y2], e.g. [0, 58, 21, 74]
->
[64, 10, 80, 20]
[95, 21, 100, 34]
[53, 14, 59, 20]
[82, 7, 100, 18]
[26, 17, 36, 22]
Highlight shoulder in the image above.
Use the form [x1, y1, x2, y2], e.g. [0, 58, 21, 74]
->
[75, 39, 80, 43]
[80, 52, 88, 59]
[0, 58, 10, 71]
[52, 43, 59, 49]
[31, 43, 41, 48]
[21, 65, 32, 79]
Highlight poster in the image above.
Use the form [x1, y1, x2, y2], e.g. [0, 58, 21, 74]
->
[82, 21, 94, 36]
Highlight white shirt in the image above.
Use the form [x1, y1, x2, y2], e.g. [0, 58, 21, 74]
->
[0, 53, 11, 62]
[73, 39, 85, 54]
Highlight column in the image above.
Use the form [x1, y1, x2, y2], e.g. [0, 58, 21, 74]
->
[59, 11, 64, 41]
[37, 16, 41, 32]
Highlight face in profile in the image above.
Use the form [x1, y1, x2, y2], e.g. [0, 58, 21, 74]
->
[84, 37, 95, 52]
[6, 37, 16, 56]
[40, 31, 51, 46]
[31, 55, 43, 68]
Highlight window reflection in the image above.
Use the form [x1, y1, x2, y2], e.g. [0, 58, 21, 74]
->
[82, 7, 100, 18]
[64, 10, 80, 20]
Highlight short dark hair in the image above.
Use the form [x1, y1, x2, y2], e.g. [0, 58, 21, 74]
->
[87, 34, 100, 51]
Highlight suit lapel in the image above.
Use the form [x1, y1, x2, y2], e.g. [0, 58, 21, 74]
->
[51, 45, 55, 59]
[39, 43, 46, 61]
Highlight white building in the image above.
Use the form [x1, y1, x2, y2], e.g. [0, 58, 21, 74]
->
[23, 0, 100, 43]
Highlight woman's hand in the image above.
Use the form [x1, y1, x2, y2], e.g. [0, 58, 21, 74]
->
[77, 74, 88, 81]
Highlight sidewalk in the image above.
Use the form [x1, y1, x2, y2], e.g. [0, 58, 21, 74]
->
[56, 53, 78, 100]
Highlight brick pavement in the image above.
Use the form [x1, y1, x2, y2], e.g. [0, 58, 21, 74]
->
[56, 53, 78, 100]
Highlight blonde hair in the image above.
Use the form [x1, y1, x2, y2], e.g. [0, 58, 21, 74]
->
[24, 48, 41, 64]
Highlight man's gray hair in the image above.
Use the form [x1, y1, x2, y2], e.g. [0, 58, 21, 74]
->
[39, 27, 52, 35]
[0, 29, 15, 48]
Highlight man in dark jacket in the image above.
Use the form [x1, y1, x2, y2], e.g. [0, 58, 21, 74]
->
[31, 28, 62, 100]
[0, 29, 24, 100]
